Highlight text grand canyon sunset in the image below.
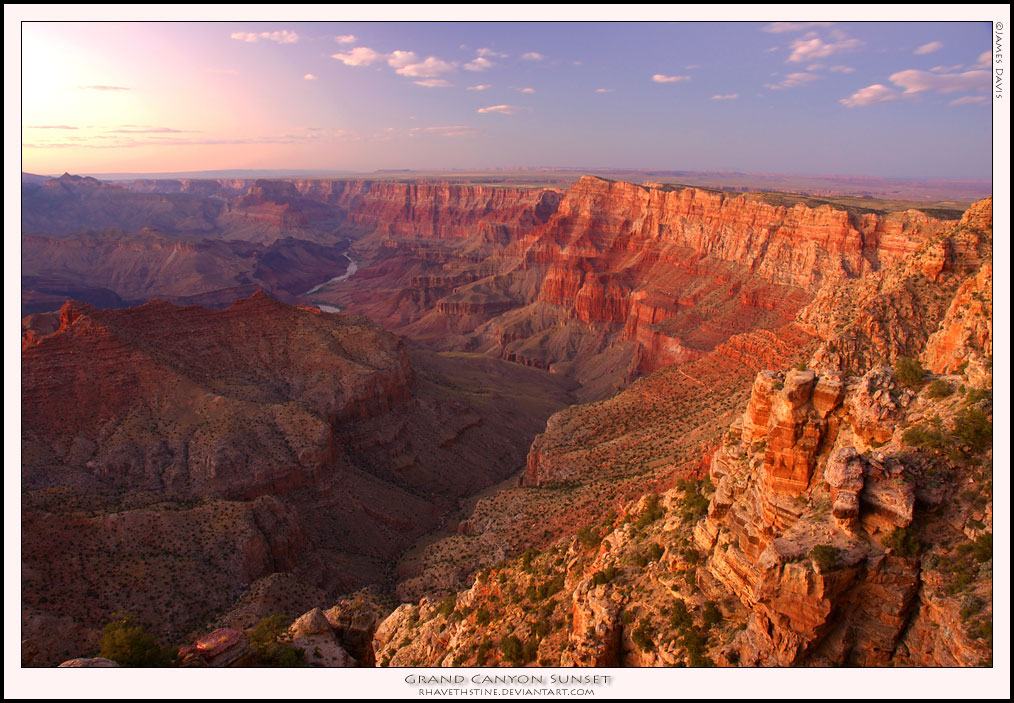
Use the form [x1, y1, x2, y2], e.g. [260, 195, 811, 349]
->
[10, 10, 1007, 701]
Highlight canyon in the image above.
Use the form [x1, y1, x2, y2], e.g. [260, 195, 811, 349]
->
[20, 172, 992, 669]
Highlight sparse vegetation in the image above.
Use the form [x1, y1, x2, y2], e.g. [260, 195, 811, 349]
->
[98, 614, 175, 667]
[808, 545, 841, 572]
[882, 526, 920, 556]
[249, 614, 304, 667]
[894, 357, 926, 389]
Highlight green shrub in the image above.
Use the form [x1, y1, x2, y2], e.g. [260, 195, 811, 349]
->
[249, 614, 304, 667]
[500, 635, 524, 665]
[808, 545, 841, 572]
[631, 618, 654, 651]
[882, 526, 920, 556]
[926, 379, 953, 399]
[702, 602, 722, 628]
[964, 388, 990, 405]
[902, 424, 946, 450]
[475, 608, 491, 626]
[436, 595, 457, 617]
[590, 566, 619, 586]
[894, 357, 925, 389]
[670, 599, 692, 629]
[577, 525, 602, 549]
[475, 637, 493, 665]
[99, 614, 174, 667]
[953, 408, 992, 453]
[972, 533, 992, 562]
[635, 493, 664, 528]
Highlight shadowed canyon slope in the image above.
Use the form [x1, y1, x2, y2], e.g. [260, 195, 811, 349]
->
[20, 173, 991, 669]
[21, 292, 574, 665]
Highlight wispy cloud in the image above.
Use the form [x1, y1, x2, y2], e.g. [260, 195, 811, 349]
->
[409, 125, 480, 137]
[829, 65, 855, 73]
[840, 84, 899, 107]
[26, 125, 78, 129]
[477, 104, 527, 115]
[762, 22, 833, 33]
[973, 51, 991, 68]
[841, 65, 989, 108]
[595, 88, 613, 93]
[889, 68, 989, 94]
[652, 74, 689, 83]
[711, 93, 739, 100]
[414, 78, 453, 88]
[914, 41, 944, 55]
[477, 48, 508, 58]
[79, 85, 130, 91]
[303, 73, 317, 81]
[518, 87, 535, 94]
[787, 29, 863, 64]
[230, 30, 298, 44]
[335, 34, 357, 44]
[108, 126, 196, 134]
[467, 84, 491, 91]
[949, 95, 989, 106]
[764, 72, 820, 90]
[521, 52, 544, 61]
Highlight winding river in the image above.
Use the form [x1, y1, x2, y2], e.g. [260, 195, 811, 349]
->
[303, 253, 358, 312]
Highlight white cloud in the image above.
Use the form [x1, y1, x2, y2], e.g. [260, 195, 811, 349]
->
[889, 68, 989, 94]
[477, 104, 526, 115]
[762, 22, 833, 33]
[973, 51, 991, 68]
[395, 56, 457, 78]
[788, 34, 862, 63]
[840, 83, 899, 107]
[764, 72, 820, 90]
[386, 50, 419, 69]
[335, 34, 357, 44]
[465, 56, 494, 72]
[332, 47, 385, 66]
[519, 87, 535, 94]
[467, 84, 491, 91]
[329, 45, 462, 80]
[914, 41, 944, 55]
[230, 30, 298, 44]
[931, 64, 965, 73]
[652, 74, 689, 83]
[595, 88, 613, 93]
[521, 52, 544, 61]
[949, 95, 989, 106]
[303, 73, 317, 81]
[711, 93, 739, 100]
[414, 79, 453, 88]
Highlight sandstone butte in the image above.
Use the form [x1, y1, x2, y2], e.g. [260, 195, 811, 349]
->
[20, 174, 992, 669]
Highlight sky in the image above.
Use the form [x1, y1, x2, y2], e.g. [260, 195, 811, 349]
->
[17, 16, 997, 178]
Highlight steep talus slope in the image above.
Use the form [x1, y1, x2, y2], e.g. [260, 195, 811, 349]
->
[371, 197, 992, 668]
[21, 292, 574, 665]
